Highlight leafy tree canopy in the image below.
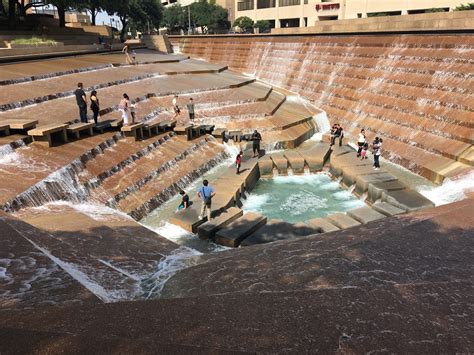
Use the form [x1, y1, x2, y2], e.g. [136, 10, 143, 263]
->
[189, 0, 228, 33]
[254, 19, 270, 32]
[233, 16, 253, 32]
[454, 2, 474, 10]
[161, 3, 186, 30]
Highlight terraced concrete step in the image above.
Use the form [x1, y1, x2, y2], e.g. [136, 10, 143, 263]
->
[270, 153, 288, 173]
[197, 207, 243, 240]
[297, 143, 330, 172]
[306, 217, 340, 233]
[371, 202, 406, 216]
[329, 151, 372, 177]
[326, 213, 361, 229]
[355, 172, 398, 195]
[367, 180, 407, 203]
[341, 164, 382, 188]
[347, 206, 386, 224]
[258, 156, 275, 176]
[241, 220, 319, 246]
[382, 189, 435, 212]
[283, 150, 305, 173]
[215, 212, 267, 247]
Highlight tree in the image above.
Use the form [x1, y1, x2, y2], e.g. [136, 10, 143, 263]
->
[454, 3, 474, 10]
[46, 0, 78, 27]
[189, 0, 228, 34]
[254, 19, 270, 32]
[233, 16, 253, 33]
[161, 3, 186, 31]
[79, 0, 104, 25]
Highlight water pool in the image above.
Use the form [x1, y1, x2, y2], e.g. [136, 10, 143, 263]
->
[242, 173, 365, 223]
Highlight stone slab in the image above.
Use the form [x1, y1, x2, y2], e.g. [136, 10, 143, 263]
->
[215, 212, 267, 247]
[241, 220, 319, 246]
[382, 189, 435, 212]
[6, 119, 38, 130]
[270, 153, 288, 173]
[330, 145, 353, 157]
[306, 217, 340, 233]
[371, 202, 406, 216]
[368, 180, 407, 203]
[347, 206, 386, 224]
[298, 143, 330, 171]
[341, 164, 382, 188]
[355, 172, 398, 195]
[283, 151, 305, 173]
[258, 156, 274, 176]
[330, 152, 372, 177]
[197, 207, 243, 240]
[326, 213, 361, 229]
[239, 158, 260, 190]
[170, 206, 204, 233]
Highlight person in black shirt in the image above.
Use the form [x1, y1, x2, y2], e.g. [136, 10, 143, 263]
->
[251, 130, 262, 157]
[90, 90, 100, 125]
[74, 82, 88, 123]
[178, 190, 189, 210]
[336, 124, 344, 147]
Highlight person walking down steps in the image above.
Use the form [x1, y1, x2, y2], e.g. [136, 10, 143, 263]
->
[172, 95, 181, 120]
[119, 93, 131, 126]
[198, 179, 216, 221]
[187, 97, 195, 124]
[236, 151, 243, 174]
[372, 137, 383, 170]
[74, 82, 88, 123]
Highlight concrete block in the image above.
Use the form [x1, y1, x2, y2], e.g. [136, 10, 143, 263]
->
[326, 213, 361, 229]
[331, 145, 353, 157]
[170, 205, 204, 233]
[330, 152, 371, 177]
[283, 151, 305, 173]
[347, 206, 386, 224]
[342, 164, 380, 188]
[306, 218, 340, 233]
[215, 212, 267, 247]
[270, 153, 288, 173]
[258, 157, 274, 176]
[241, 220, 319, 246]
[240, 158, 260, 190]
[368, 180, 407, 203]
[371, 202, 406, 216]
[382, 189, 435, 212]
[355, 173, 398, 196]
[197, 207, 243, 240]
[298, 143, 330, 171]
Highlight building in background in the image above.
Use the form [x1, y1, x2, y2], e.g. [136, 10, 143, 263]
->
[235, 0, 467, 29]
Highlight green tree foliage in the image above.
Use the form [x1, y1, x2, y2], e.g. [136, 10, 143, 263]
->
[189, 0, 228, 33]
[454, 3, 474, 10]
[78, 0, 103, 25]
[233, 16, 253, 32]
[254, 19, 270, 32]
[161, 3, 186, 31]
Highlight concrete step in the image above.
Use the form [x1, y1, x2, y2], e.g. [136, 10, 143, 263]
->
[347, 206, 386, 224]
[258, 156, 275, 176]
[367, 180, 407, 204]
[371, 201, 406, 216]
[297, 142, 331, 172]
[306, 217, 340, 233]
[197, 207, 243, 240]
[355, 172, 398, 196]
[269, 153, 288, 174]
[382, 189, 435, 212]
[215, 212, 267, 247]
[283, 150, 305, 173]
[329, 151, 372, 177]
[326, 213, 361, 229]
[241, 220, 319, 246]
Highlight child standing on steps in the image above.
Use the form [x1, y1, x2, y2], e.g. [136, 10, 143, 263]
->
[360, 142, 368, 160]
[236, 151, 243, 174]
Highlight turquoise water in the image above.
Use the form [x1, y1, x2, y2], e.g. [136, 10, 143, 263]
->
[242, 173, 365, 223]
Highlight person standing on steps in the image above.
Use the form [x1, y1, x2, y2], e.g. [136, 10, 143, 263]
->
[119, 93, 131, 126]
[187, 97, 195, 124]
[336, 124, 344, 147]
[251, 130, 262, 157]
[357, 129, 366, 157]
[198, 179, 215, 221]
[74, 82, 88, 123]
[90, 90, 100, 125]
[122, 44, 133, 65]
[372, 137, 383, 169]
[236, 150, 243, 174]
[172, 95, 181, 120]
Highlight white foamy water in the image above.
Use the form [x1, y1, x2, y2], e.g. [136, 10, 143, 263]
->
[243, 193, 270, 212]
[418, 171, 474, 206]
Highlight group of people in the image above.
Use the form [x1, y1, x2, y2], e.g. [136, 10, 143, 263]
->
[74, 82, 101, 125]
[330, 123, 344, 147]
[177, 179, 215, 222]
[357, 128, 383, 169]
[171, 95, 195, 123]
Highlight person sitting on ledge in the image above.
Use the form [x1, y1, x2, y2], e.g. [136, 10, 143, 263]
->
[178, 190, 189, 210]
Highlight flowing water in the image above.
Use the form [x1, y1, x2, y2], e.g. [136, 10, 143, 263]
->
[242, 173, 365, 223]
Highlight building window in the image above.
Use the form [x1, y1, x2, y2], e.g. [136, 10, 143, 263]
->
[280, 18, 300, 27]
[257, 0, 276, 9]
[304, 0, 308, 4]
[238, 0, 254, 10]
[279, 0, 300, 6]
[367, 11, 402, 17]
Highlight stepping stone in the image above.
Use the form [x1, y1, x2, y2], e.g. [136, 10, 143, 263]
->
[241, 220, 319, 246]
[355, 172, 398, 195]
[197, 207, 243, 240]
[306, 217, 340, 233]
[371, 202, 406, 216]
[215, 212, 267, 247]
[298, 143, 330, 171]
[342, 164, 381, 188]
[347, 206, 386, 224]
[368, 180, 407, 203]
[270, 153, 288, 174]
[382, 189, 435, 212]
[170, 206, 204, 233]
[258, 156, 274, 176]
[331, 145, 353, 157]
[283, 151, 305, 173]
[330, 152, 372, 177]
[326, 213, 361, 229]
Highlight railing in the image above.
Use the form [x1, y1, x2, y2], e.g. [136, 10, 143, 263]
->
[279, 0, 300, 6]
[238, 0, 254, 11]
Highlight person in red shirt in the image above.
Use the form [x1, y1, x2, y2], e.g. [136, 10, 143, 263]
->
[236, 151, 243, 174]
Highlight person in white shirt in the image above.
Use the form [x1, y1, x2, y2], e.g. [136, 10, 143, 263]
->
[119, 93, 130, 125]
[172, 95, 181, 120]
[357, 129, 366, 157]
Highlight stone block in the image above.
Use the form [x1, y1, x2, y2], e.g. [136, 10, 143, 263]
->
[368, 180, 407, 203]
[342, 164, 380, 188]
[270, 153, 288, 173]
[283, 151, 305, 173]
[240, 158, 260, 191]
[330, 152, 371, 177]
[347, 206, 386, 224]
[215, 212, 267, 247]
[197, 207, 243, 240]
[355, 173, 398, 196]
[170, 205, 204, 233]
[306, 218, 340, 233]
[382, 190, 435, 212]
[298, 143, 330, 171]
[371, 202, 406, 216]
[241, 220, 319, 246]
[326, 213, 361, 229]
[331, 145, 353, 157]
[258, 157, 274, 176]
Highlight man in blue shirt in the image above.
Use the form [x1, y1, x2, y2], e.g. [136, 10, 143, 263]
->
[197, 179, 216, 221]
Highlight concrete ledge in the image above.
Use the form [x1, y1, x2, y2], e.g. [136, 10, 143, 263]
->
[298, 143, 330, 172]
[367, 180, 407, 203]
[215, 212, 267, 247]
[241, 220, 319, 246]
[347, 206, 386, 224]
[306, 217, 340, 233]
[355, 173, 398, 196]
[258, 156, 275, 176]
[326, 213, 361, 229]
[197, 207, 243, 240]
[270, 153, 288, 174]
[371, 202, 406, 217]
[382, 190, 435, 212]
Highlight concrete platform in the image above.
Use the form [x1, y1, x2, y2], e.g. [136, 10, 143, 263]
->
[382, 189, 435, 212]
[270, 153, 288, 174]
[215, 212, 267, 247]
[298, 143, 330, 171]
[306, 217, 340, 233]
[367, 180, 407, 203]
[283, 151, 305, 173]
[258, 156, 275, 176]
[341, 164, 381, 188]
[197, 207, 243, 240]
[170, 205, 204, 233]
[355, 172, 398, 195]
[371, 202, 406, 216]
[330, 145, 353, 157]
[330, 151, 372, 177]
[241, 220, 319, 246]
[347, 206, 386, 224]
[326, 213, 361, 229]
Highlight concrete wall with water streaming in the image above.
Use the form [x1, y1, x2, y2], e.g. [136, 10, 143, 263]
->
[170, 33, 473, 183]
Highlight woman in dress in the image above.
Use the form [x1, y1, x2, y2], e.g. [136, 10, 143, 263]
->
[90, 90, 100, 125]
